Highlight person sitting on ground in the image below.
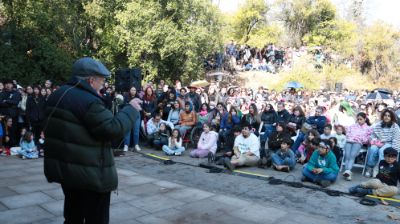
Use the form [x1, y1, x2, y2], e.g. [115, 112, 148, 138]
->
[190, 123, 218, 158]
[224, 122, 260, 171]
[152, 123, 170, 150]
[267, 122, 291, 152]
[297, 129, 320, 164]
[365, 109, 400, 177]
[349, 147, 399, 197]
[175, 102, 198, 136]
[271, 138, 296, 172]
[342, 112, 372, 181]
[320, 124, 334, 140]
[302, 139, 339, 188]
[162, 128, 185, 156]
[18, 131, 39, 159]
[215, 125, 242, 165]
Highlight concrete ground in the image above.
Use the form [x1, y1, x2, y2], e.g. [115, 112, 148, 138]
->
[0, 148, 399, 224]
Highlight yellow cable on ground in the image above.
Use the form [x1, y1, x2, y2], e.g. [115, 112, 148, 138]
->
[233, 170, 270, 178]
[146, 153, 170, 161]
[366, 195, 400, 203]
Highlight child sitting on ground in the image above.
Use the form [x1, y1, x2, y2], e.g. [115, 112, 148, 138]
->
[18, 131, 39, 159]
[349, 147, 399, 197]
[302, 139, 339, 188]
[162, 128, 185, 156]
[190, 123, 218, 158]
[271, 138, 296, 172]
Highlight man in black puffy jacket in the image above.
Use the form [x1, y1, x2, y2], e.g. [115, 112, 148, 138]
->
[44, 57, 142, 224]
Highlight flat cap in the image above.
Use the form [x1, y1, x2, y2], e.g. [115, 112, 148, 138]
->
[72, 57, 111, 78]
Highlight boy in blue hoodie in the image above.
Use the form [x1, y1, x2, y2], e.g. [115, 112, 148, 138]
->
[302, 139, 339, 187]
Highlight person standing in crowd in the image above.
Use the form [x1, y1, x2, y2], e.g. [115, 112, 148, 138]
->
[260, 103, 278, 147]
[123, 86, 142, 152]
[0, 80, 22, 127]
[44, 57, 142, 224]
[26, 86, 46, 144]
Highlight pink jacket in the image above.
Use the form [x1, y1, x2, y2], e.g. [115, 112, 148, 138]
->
[345, 123, 372, 145]
[197, 131, 218, 154]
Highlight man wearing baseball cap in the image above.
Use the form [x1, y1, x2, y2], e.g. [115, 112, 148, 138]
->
[44, 57, 142, 224]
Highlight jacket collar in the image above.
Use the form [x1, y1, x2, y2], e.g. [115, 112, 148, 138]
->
[67, 77, 105, 102]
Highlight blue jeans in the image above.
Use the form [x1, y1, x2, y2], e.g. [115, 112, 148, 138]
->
[343, 142, 362, 171]
[124, 114, 141, 146]
[292, 131, 305, 153]
[162, 145, 185, 155]
[302, 167, 338, 182]
[271, 153, 295, 169]
[366, 143, 391, 168]
[261, 124, 275, 143]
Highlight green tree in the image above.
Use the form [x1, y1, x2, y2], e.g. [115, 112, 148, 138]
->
[229, 0, 268, 44]
[91, 0, 223, 83]
[362, 21, 400, 81]
[278, 0, 336, 47]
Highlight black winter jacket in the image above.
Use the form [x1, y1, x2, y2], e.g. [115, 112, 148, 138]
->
[44, 78, 139, 192]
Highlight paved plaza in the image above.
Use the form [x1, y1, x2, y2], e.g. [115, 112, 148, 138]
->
[0, 150, 399, 224]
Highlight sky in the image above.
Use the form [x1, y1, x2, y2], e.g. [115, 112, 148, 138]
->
[212, 0, 400, 28]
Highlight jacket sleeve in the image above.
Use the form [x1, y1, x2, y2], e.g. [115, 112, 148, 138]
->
[306, 151, 318, 171]
[83, 102, 139, 141]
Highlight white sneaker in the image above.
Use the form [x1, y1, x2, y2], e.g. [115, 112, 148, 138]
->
[134, 145, 141, 152]
[22, 156, 27, 160]
[364, 168, 372, 178]
[342, 170, 350, 177]
[345, 172, 352, 181]
[175, 152, 182, 156]
[123, 145, 129, 152]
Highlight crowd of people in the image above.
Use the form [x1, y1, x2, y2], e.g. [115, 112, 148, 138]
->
[1, 75, 399, 198]
[206, 41, 330, 73]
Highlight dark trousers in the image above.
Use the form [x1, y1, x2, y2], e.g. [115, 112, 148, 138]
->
[61, 185, 111, 224]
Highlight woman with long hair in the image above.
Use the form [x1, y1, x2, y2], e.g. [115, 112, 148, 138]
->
[123, 86, 142, 152]
[365, 109, 400, 177]
[241, 103, 261, 135]
[142, 86, 157, 121]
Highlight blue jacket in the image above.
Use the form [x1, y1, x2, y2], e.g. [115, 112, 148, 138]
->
[220, 113, 241, 130]
[306, 116, 327, 134]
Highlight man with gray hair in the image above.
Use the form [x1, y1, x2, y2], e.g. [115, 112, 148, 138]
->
[44, 57, 142, 224]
